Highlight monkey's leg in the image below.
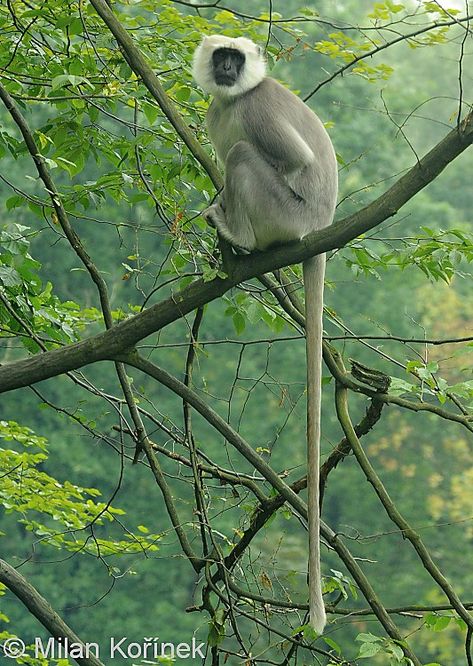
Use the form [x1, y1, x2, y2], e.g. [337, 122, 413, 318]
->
[225, 140, 306, 249]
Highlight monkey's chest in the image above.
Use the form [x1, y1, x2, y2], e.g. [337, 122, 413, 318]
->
[207, 104, 247, 166]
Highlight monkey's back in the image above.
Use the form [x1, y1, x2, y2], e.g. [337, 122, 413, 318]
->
[207, 77, 337, 234]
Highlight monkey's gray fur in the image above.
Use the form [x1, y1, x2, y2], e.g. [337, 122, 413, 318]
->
[193, 34, 338, 634]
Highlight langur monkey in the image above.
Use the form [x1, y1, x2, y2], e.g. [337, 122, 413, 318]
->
[193, 35, 338, 634]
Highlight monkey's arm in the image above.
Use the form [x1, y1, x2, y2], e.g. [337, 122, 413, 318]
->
[250, 120, 314, 175]
[243, 82, 315, 174]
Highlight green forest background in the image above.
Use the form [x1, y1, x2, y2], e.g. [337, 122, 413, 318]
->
[0, 0, 472, 664]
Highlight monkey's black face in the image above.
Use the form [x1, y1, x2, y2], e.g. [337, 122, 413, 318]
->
[212, 48, 245, 86]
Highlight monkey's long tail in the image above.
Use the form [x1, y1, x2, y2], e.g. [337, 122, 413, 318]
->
[303, 254, 326, 635]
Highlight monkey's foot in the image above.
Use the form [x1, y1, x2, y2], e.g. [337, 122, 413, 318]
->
[202, 203, 255, 251]
[202, 202, 226, 229]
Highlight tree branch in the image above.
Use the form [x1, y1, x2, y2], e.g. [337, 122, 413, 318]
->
[88, 0, 222, 189]
[320, 398, 384, 505]
[118, 352, 421, 659]
[0, 559, 105, 666]
[334, 378, 473, 634]
[0, 108, 471, 394]
[304, 14, 473, 101]
[120, 352, 308, 514]
[0, 81, 112, 321]
[323, 345, 473, 432]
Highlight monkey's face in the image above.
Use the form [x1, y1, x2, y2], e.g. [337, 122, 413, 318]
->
[192, 35, 266, 99]
[212, 48, 245, 87]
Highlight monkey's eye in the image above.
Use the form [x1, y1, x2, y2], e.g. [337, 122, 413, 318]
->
[212, 48, 245, 70]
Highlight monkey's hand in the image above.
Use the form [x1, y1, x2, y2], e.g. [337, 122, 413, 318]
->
[202, 202, 226, 229]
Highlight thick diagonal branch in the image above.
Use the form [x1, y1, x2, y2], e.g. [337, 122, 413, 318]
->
[0, 112, 471, 394]
[0, 559, 105, 666]
[88, 0, 222, 188]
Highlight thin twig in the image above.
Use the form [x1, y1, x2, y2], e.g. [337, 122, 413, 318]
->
[334, 370, 473, 635]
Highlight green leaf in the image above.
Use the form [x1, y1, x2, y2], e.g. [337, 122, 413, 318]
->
[6, 195, 24, 211]
[356, 633, 383, 643]
[207, 610, 225, 647]
[0, 266, 21, 287]
[358, 642, 382, 658]
[68, 17, 83, 35]
[323, 636, 341, 654]
[433, 616, 451, 632]
[143, 102, 159, 125]
[390, 642, 405, 660]
[232, 311, 246, 335]
[291, 623, 319, 640]
[51, 74, 90, 90]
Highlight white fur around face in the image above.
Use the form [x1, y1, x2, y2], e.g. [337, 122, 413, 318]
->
[192, 35, 266, 98]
